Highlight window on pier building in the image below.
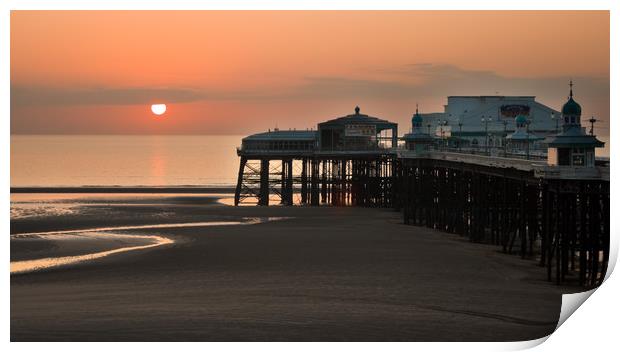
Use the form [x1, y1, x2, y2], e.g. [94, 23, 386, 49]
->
[558, 148, 570, 166]
[572, 148, 585, 166]
[547, 148, 558, 166]
[321, 129, 343, 150]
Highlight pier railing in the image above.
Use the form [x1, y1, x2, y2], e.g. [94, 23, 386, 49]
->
[237, 144, 397, 153]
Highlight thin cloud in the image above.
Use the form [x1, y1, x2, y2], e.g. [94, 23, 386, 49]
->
[11, 64, 609, 133]
[10, 86, 208, 107]
[11, 64, 608, 107]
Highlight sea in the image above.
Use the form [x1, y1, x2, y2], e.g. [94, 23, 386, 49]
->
[11, 135, 243, 187]
[10, 135, 244, 219]
[11, 134, 611, 188]
[9, 133, 611, 217]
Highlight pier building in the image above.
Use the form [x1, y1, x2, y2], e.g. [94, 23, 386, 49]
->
[545, 81, 604, 167]
[505, 114, 543, 155]
[317, 106, 398, 151]
[401, 106, 435, 152]
[419, 95, 561, 151]
[235, 107, 398, 207]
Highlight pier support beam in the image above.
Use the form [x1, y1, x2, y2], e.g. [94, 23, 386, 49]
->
[234, 157, 247, 206]
[301, 158, 308, 204]
[311, 159, 320, 206]
[258, 159, 270, 206]
[282, 159, 294, 205]
[321, 161, 327, 204]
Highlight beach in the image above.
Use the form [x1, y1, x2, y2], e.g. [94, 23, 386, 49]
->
[11, 193, 576, 341]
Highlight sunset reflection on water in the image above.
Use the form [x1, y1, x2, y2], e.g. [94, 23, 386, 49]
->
[11, 135, 243, 187]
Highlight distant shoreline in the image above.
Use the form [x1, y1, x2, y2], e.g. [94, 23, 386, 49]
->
[10, 186, 237, 194]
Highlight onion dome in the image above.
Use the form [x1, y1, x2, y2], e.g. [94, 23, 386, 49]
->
[562, 80, 582, 116]
[515, 114, 528, 128]
[411, 104, 423, 128]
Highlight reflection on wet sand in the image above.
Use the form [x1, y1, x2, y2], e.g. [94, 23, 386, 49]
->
[11, 217, 289, 274]
[10, 193, 235, 219]
[12, 218, 273, 237]
[11, 233, 173, 274]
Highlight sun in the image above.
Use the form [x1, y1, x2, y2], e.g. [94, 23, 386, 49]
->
[151, 104, 167, 116]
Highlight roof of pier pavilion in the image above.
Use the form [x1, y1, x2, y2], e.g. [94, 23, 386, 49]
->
[241, 129, 317, 142]
[317, 106, 397, 132]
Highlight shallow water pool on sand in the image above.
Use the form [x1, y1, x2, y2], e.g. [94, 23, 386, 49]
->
[11, 232, 173, 274]
[11, 217, 288, 274]
[10, 193, 235, 219]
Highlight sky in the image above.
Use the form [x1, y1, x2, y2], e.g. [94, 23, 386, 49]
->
[10, 11, 610, 136]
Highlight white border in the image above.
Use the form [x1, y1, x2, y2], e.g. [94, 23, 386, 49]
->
[0, 0, 615, 10]
[2, 1, 616, 351]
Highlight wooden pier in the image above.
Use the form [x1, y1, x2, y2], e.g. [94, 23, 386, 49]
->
[234, 106, 609, 288]
[397, 151, 609, 287]
[235, 152, 396, 207]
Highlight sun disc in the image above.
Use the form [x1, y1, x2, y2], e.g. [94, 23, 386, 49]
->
[151, 104, 167, 116]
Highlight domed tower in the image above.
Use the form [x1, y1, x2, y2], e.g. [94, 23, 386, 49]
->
[545, 81, 604, 167]
[402, 104, 435, 152]
[411, 105, 424, 132]
[561, 80, 582, 131]
[506, 114, 542, 156]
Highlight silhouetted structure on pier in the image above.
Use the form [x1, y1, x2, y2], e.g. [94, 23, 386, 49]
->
[402, 105, 435, 152]
[235, 107, 398, 207]
[234, 84, 609, 288]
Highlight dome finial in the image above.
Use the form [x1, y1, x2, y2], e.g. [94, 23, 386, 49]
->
[416, 103, 419, 114]
[561, 79, 582, 119]
[355, 106, 360, 115]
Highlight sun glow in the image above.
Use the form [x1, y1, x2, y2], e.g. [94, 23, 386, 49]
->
[151, 104, 167, 116]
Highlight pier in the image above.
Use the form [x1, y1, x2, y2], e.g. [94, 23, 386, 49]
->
[235, 92, 609, 288]
[235, 107, 398, 207]
[397, 151, 609, 287]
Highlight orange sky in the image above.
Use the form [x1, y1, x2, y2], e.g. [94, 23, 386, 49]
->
[10, 11, 610, 135]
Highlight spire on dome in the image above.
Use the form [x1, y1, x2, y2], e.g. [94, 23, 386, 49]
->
[562, 79, 582, 118]
[411, 104, 424, 130]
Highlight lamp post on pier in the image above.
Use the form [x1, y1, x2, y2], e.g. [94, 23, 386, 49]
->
[481, 116, 492, 155]
[458, 120, 463, 151]
[551, 112, 559, 133]
[438, 120, 444, 150]
[526, 119, 531, 160]
[439, 120, 449, 150]
[588, 116, 597, 136]
[502, 119, 508, 156]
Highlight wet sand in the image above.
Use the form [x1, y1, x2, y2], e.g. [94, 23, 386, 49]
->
[11, 195, 577, 341]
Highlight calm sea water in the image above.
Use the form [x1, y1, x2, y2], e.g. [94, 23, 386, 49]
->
[11, 135, 244, 187]
[11, 134, 610, 188]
